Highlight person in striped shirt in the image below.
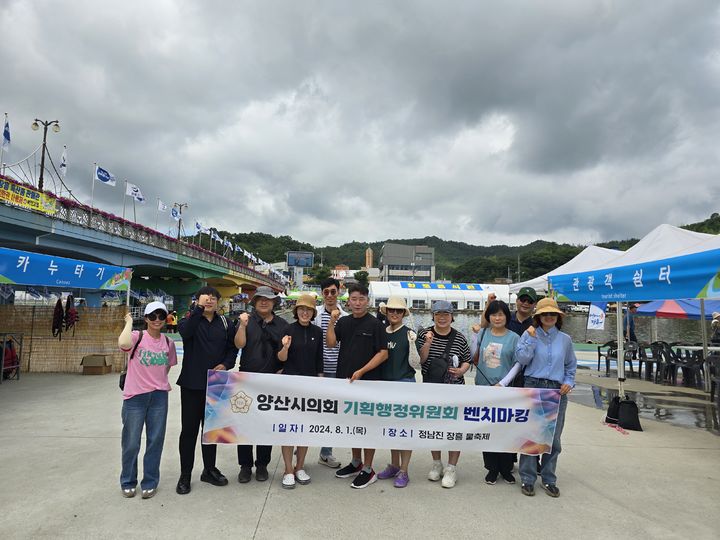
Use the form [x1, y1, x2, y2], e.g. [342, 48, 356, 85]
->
[312, 278, 347, 468]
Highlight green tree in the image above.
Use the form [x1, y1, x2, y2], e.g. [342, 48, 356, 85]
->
[310, 266, 331, 285]
[354, 270, 369, 287]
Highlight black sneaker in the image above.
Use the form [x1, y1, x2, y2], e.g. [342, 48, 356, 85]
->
[521, 483, 535, 497]
[543, 483, 560, 498]
[484, 471, 498, 485]
[350, 469, 377, 489]
[237, 466, 252, 484]
[335, 462, 363, 478]
[200, 467, 228, 486]
[176, 474, 191, 495]
[501, 471, 516, 484]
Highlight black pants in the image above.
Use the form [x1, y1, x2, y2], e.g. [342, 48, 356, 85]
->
[483, 451, 515, 475]
[237, 445, 272, 468]
[179, 387, 217, 474]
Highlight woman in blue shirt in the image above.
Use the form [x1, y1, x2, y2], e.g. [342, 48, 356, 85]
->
[473, 300, 519, 485]
[508, 298, 576, 498]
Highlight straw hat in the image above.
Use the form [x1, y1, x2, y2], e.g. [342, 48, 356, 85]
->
[534, 298, 564, 317]
[380, 296, 410, 317]
[293, 294, 317, 319]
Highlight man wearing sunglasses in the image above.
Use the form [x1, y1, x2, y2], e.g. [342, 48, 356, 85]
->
[176, 286, 238, 495]
[312, 278, 347, 469]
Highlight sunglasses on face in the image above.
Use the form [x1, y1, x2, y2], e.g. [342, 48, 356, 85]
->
[386, 308, 405, 314]
[518, 297, 535, 304]
[146, 311, 167, 321]
[323, 289, 338, 296]
[540, 312, 558, 318]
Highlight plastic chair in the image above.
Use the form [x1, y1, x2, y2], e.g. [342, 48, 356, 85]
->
[656, 342, 682, 385]
[597, 340, 617, 373]
[637, 342, 657, 380]
[709, 354, 720, 403]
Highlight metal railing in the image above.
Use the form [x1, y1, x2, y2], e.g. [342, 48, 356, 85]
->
[2, 175, 283, 289]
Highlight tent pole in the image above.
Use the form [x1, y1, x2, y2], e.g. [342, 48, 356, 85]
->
[700, 299, 710, 392]
[616, 301, 625, 398]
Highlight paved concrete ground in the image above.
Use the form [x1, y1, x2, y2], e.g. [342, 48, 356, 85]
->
[1, 369, 719, 539]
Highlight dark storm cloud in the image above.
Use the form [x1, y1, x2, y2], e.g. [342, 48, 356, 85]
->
[1, 0, 718, 248]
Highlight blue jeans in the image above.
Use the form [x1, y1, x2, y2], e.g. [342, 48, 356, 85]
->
[519, 377, 567, 487]
[120, 390, 169, 490]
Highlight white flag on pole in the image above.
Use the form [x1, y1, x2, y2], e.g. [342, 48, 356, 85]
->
[157, 199, 168, 212]
[2, 114, 10, 151]
[125, 182, 146, 203]
[59, 146, 68, 178]
[94, 165, 116, 187]
[171, 207, 180, 221]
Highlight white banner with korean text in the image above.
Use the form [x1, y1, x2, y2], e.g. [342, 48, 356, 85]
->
[203, 372, 560, 454]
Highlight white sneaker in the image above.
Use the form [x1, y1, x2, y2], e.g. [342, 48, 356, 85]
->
[428, 462, 444, 482]
[441, 466, 457, 488]
[295, 469, 311, 485]
[318, 454, 341, 468]
[282, 473, 296, 489]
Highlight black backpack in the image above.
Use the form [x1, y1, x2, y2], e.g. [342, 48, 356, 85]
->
[423, 328, 457, 384]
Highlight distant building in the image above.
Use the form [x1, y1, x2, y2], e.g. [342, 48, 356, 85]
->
[365, 247, 374, 269]
[331, 266, 380, 285]
[379, 243, 435, 282]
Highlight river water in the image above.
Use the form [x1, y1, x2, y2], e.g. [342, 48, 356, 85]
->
[403, 312, 712, 344]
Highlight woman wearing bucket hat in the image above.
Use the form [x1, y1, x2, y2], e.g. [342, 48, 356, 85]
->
[276, 294, 324, 489]
[374, 297, 417, 488]
[504, 297, 576, 499]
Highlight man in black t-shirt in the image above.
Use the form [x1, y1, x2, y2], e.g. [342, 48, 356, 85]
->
[326, 284, 388, 489]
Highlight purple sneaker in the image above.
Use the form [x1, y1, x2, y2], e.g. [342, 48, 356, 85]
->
[377, 464, 401, 480]
[394, 471, 409, 488]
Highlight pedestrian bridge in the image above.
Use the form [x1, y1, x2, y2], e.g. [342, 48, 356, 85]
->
[0, 175, 283, 308]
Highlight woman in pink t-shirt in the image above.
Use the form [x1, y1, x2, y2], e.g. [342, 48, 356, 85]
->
[118, 301, 177, 499]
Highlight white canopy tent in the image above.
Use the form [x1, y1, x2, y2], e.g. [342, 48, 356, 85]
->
[510, 245, 622, 296]
[550, 224, 720, 394]
[369, 281, 510, 310]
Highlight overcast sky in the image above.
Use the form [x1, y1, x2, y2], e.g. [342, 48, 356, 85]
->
[2, 1, 719, 248]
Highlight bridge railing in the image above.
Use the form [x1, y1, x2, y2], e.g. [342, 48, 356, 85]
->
[2, 175, 283, 289]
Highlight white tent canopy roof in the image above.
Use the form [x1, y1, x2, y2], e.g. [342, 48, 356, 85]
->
[510, 245, 622, 295]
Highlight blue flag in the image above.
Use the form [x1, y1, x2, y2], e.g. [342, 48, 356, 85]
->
[94, 165, 116, 187]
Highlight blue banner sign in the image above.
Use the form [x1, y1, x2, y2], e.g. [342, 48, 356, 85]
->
[0, 247, 132, 290]
[550, 248, 720, 302]
[400, 282, 485, 291]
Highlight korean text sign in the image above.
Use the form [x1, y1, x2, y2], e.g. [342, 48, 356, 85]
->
[0, 179, 57, 215]
[203, 371, 560, 454]
[0, 246, 132, 290]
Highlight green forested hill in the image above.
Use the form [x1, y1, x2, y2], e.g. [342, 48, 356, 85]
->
[197, 213, 718, 283]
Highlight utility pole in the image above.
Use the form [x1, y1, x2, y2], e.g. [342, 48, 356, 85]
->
[517, 255, 521, 282]
[174, 202, 188, 240]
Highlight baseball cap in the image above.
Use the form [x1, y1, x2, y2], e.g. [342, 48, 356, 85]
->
[517, 287, 538, 302]
[144, 301, 168, 316]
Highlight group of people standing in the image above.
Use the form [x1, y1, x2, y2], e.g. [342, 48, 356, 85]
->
[117, 280, 576, 500]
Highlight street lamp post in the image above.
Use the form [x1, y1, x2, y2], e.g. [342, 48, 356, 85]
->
[31, 119, 60, 192]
